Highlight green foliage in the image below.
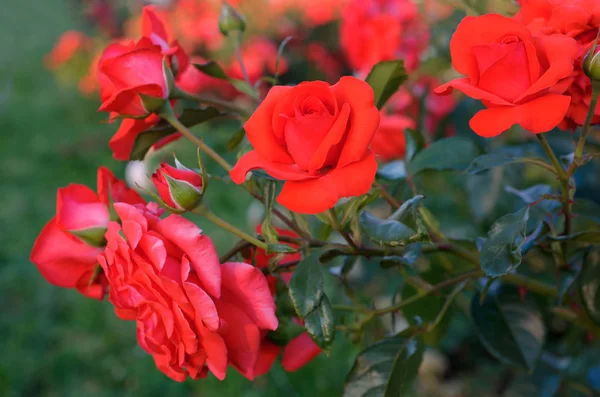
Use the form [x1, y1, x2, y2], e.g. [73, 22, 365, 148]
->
[365, 60, 408, 109]
[359, 211, 416, 247]
[344, 337, 424, 397]
[472, 286, 546, 372]
[288, 252, 325, 318]
[480, 207, 530, 277]
[578, 248, 600, 326]
[407, 136, 480, 175]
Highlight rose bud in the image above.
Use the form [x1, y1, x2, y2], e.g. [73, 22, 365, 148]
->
[583, 43, 600, 83]
[151, 160, 204, 211]
[218, 1, 246, 36]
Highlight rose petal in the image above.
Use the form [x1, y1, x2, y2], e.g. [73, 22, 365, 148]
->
[277, 151, 377, 214]
[469, 94, 572, 137]
[230, 150, 317, 184]
[281, 333, 322, 372]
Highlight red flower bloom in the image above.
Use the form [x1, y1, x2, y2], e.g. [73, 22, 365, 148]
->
[99, 6, 193, 159]
[99, 203, 278, 381]
[243, 227, 322, 376]
[435, 14, 580, 137]
[340, 0, 429, 75]
[30, 167, 144, 299]
[230, 77, 380, 214]
[515, 0, 600, 128]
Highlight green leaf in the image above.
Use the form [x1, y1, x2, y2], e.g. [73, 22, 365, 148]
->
[303, 295, 335, 352]
[193, 61, 228, 79]
[365, 60, 408, 109]
[288, 252, 324, 318]
[359, 211, 416, 247]
[471, 288, 546, 372]
[344, 337, 424, 397]
[340, 192, 379, 227]
[389, 195, 425, 222]
[467, 145, 543, 174]
[404, 129, 425, 161]
[262, 180, 278, 245]
[480, 207, 530, 277]
[130, 107, 221, 160]
[376, 160, 406, 181]
[578, 248, 600, 325]
[226, 128, 246, 152]
[407, 137, 480, 176]
[380, 244, 421, 272]
[505, 184, 553, 204]
[230, 78, 258, 99]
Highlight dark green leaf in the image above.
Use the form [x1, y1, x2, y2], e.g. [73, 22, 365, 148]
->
[467, 145, 544, 174]
[193, 61, 228, 79]
[407, 137, 480, 176]
[471, 288, 545, 371]
[578, 248, 600, 325]
[365, 60, 408, 109]
[340, 192, 379, 227]
[344, 337, 424, 397]
[359, 211, 416, 247]
[303, 295, 335, 351]
[226, 128, 246, 151]
[480, 207, 530, 277]
[230, 79, 258, 99]
[404, 129, 425, 161]
[389, 195, 425, 222]
[130, 107, 221, 160]
[319, 249, 345, 264]
[376, 160, 406, 181]
[288, 252, 324, 318]
[262, 180, 278, 244]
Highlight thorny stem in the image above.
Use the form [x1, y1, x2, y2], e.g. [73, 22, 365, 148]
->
[174, 87, 250, 117]
[568, 85, 600, 176]
[374, 181, 401, 209]
[536, 133, 572, 260]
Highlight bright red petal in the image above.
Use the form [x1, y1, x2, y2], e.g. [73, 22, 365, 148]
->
[331, 77, 380, 168]
[156, 215, 221, 298]
[254, 341, 281, 377]
[469, 94, 572, 137]
[56, 184, 109, 231]
[221, 262, 278, 330]
[281, 333, 321, 372]
[30, 218, 102, 289]
[277, 151, 377, 214]
[229, 150, 316, 184]
[244, 86, 294, 163]
[434, 78, 512, 106]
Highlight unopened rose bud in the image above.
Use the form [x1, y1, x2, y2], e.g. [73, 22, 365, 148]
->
[151, 161, 204, 211]
[218, 2, 246, 36]
[583, 44, 600, 83]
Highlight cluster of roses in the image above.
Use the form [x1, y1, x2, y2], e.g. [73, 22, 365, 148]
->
[32, 6, 325, 381]
[436, 0, 600, 136]
[32, 0, 600, 384]
[46, 0, 456, 162]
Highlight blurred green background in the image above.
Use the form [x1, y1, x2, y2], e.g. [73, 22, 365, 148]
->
[0, 0, 358, 395]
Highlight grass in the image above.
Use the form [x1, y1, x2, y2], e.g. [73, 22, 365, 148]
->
[0, 0, 356, 395]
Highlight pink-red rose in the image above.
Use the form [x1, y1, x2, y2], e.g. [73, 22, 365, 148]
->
[435, 14, 580, 137]
[151, 162, 204, 210]
[99, 203, 278, 381]
[30, 167, 144, 299]
[230, 77, 380, 214]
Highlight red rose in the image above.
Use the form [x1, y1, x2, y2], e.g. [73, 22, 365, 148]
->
[44, 31, 90, 70]
[515, 0, 600, 128]
[370, 114, 415, 162]
[30, 167, 144, 299]
[243, 227, 322, 376]
[435, 14, 580, 137]
[151, 162, 204, 210]
[99, 203, 278, 381]
[230, 77, 380, 214]
[100, 6, 193, 159]
[340, 0, 429, 75]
